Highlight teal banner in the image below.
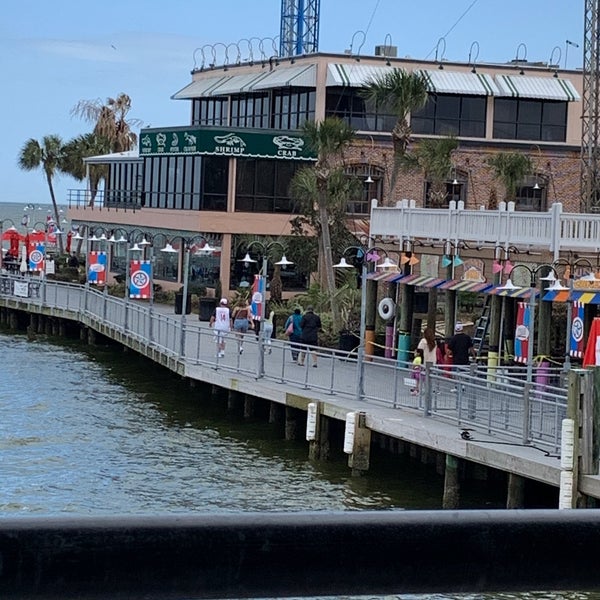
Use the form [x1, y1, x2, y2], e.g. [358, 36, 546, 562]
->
[139, 127, 316, 161]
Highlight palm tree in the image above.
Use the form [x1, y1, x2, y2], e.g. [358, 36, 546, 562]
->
[487, 152, 533, 203]
[291, 117, 357, 332]
[18, 135, 65, 254]
[62, 133, 111, 207]
[415, 137, 459, 207]
[71, 93, 141, 206]
[361, 69, 429, 192]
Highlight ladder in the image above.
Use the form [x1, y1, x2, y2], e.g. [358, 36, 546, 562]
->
[472, 296, 491, 357]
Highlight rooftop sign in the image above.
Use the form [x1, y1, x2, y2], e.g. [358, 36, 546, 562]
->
[139, 128, 316, 161]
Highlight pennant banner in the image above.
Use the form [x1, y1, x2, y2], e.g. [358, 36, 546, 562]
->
[129, 260, 152, 299]
[87, 251, 107, 285]
[251, 274, 265, 320]
[28, 242, 45, 272]
[514, 301, 530, 364]
[570, 301, 585, 358]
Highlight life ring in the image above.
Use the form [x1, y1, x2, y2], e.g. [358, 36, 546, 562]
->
[378, 297, 396, 320]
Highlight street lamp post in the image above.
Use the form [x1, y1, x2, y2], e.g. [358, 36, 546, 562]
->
[163, 236, 216, 357]
[334, 245, 390, 401]
[240, 240, 293, 376]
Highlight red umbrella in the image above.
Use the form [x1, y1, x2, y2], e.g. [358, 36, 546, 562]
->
[583, 317, 600, 367]
[1, 226, 24, 242]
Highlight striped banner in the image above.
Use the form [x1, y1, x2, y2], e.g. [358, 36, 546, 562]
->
[514, 301, 531, 364]
[570, 301, 585, 358]
[251, 274, 265, 320]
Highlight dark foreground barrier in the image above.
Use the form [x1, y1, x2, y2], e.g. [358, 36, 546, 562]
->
[2, 510, 600, 599]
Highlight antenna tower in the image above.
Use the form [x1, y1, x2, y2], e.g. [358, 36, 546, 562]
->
[279, 0, 320, 57]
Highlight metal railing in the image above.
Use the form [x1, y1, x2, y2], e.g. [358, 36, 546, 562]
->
[0, 274, 569, 451]
[2, 510, 600, 598]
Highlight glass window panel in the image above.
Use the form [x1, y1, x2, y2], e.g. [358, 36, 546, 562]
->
[254, 196, 272, 212]
[413, 96, 436, 118]
[436, 96, 461, 119]
[460, 120, 485, 138]
[494, 98, 517, 123]
[518, 100, 542, 124]
[541, 124, 566, 142]
[256, 160, 275, 195]
[435, 119, 459, 136]
[542, 101, 567, 125]
[236, 159, 256, 194]
[411, 117, 434, 134]
[235, 196, 254, 212]
[461, 96, 486, 120]
[493, 121, 516, 139]
[516, 123, 541, 140]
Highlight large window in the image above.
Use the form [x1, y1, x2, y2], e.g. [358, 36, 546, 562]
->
[192, 98, 229, 126]
[326, 88, 396, 132]
[515, 175, 547, 211]
[272, 89, 316, 129]
[142, 155, 228, 211]
[412, 94, 486, 137]
[493, 98, 567, 141]
[424, 174, 467, 208]
[230, 93, 270, 128]
[235, 158, 308, 213]
[344, 164, 383, 214]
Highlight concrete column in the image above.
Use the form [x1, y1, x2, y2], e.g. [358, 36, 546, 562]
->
[9, 311, 18, 330]
[227, 390, 242, 413]
[80, 326, 87, 342]
[506, 473, 525, 509]
[59, 321, 66, 337]
[243, 395, 255, 419]
[427, 288, 438, 330]
[52, 320, 60, 336]
[268, 401, 284, 424]
[284, 406, 299, 440]
[348, 412, 371, 476]
[442, 454, 460, 509]
[87, 328, 96, 345]
[365, 278, 377, 359]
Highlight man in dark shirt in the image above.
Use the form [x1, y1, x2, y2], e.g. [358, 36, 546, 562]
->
[447, 322, 474, 366]
[298, 306, 321, 367]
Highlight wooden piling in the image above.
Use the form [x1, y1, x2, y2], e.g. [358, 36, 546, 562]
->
[506, 473, 525, 508]
[442, 454, 460, 509]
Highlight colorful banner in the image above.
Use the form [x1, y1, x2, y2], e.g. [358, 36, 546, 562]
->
[28, 242, 45, 272]
[570, 301, 585, 358]
[129, 260, 152, 299]
[87, 251, 107, 285]
[583, 318, 600, 367]
[251, 274, 265, 320]
[46, 215, 57, 244]
[514, 301, 530, 364]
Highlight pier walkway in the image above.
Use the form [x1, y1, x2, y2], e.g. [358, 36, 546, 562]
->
[1, 273, 597, 504]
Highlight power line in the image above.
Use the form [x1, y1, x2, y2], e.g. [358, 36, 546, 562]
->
[425, 0, 480, 60]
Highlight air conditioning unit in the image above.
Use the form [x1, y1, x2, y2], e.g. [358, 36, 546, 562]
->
[375, 45, 397, 58]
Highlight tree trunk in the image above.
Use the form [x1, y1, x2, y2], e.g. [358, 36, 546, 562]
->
[46, 172, 65, 254]
[318, 187, 340, 333]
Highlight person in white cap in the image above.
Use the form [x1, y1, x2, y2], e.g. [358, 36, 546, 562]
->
[448, 322, 474, 366]
[209, 298, 231, 358]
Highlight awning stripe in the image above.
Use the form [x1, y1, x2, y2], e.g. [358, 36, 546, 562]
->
[495, 74, 580, 101]
[542, 289, 570, 303]
[571, 291, 600, 304]
[487, 285, 538, 299]
[366, 270, 401, 281]
[252, 64, 316, 90]
[417, 69, 499, 96]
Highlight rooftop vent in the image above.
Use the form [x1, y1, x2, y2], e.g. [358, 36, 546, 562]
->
[375, 45, 397, 58]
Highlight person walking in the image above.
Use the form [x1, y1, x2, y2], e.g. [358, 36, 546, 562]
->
[231, 298, 252, 355]
[417, 326, 438, 366]
[261, 304, 275, 354]
[411, 348, 424, 395]
[209, 298, 231, 358]
[298, 306, 321, 367]
[284, 307, 303, 362]
[447, 322, 475, 367]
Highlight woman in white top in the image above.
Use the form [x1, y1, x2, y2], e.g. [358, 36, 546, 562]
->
[417, 326, 438, 365]
[261, 306, 275, 354]
[210, 298, 231, 358]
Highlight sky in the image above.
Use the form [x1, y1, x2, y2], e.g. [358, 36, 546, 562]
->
[0, 0, 583, 207]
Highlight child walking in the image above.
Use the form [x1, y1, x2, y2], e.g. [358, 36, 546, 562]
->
[411, 348, 424, 396]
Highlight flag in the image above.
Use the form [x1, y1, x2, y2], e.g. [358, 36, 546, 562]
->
[251, 274, 265, 320]
[514, 301, 530, 364]
[28, 242, 45, 272]
[570, 301, 585, 358]
[87, 251, 107, 285]
[129, 260, 152, 299]
[583, 318, 600, 367]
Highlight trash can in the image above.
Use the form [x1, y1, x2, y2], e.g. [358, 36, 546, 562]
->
[175, 293, 192, 315]
[198, 297, 217, 321]
[397, 332, 411, 367]
[339, 331, 357, 353]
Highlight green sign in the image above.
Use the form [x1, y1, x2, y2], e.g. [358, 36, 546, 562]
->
[139, 127, 316, 161]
